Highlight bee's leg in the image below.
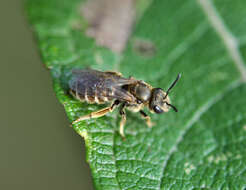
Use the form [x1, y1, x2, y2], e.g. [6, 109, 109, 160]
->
[72, 100, 120, 124]
[140, 110, 154, 128]
[119, 103, 126, 138]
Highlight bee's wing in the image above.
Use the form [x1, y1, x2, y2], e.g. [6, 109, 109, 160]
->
[113, 78, 137, 86]
[72, 69, 137, 83]
[106, 86, 136, 102]
[71, 69, 137, 102]
[72, 69, 136, 82]
[103, 76, 137, 102]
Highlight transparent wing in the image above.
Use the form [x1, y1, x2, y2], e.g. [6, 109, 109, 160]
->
[105, 87, 136, 102]
[70, 69, 137, 102]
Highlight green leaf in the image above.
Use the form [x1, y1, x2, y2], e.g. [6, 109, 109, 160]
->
[26, 0, 246, 189]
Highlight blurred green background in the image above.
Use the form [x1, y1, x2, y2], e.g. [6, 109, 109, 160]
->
[0, 0, 93, 189]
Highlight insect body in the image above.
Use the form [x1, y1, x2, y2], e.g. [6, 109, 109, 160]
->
[69, 69, 181, 138]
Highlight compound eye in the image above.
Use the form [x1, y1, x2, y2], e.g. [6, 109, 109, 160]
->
[153, 105, 163, 114]
[136, 99, 142, 104]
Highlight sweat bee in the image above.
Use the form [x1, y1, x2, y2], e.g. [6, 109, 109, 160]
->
[69, 69, 181, 138]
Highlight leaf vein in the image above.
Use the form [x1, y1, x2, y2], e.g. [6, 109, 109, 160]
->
[157, 81, 241, 189]
[197, 0, 246, 82]
[112, 132, 122, 190]
[154, 21, 209, 82]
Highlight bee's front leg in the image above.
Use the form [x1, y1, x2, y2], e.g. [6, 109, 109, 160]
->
[140, 110, 154, 128]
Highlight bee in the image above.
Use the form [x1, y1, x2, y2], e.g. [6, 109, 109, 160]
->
[69, 69, 181, 138]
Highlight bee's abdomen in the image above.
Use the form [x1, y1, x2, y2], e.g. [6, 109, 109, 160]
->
[69, 77, 112, 104]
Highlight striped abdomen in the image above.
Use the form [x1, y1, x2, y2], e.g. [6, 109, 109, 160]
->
[69, 69, 137, 104]
[69, 71, 114, 104]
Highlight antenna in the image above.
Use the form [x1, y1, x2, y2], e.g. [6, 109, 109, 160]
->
[166, 102, 178, 112]
[164, 73, 181, 99]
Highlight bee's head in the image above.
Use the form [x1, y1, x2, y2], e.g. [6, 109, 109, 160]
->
[149, 74, 181, 114]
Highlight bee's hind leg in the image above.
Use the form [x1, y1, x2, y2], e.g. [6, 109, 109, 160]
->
[140, 110, 154, 128]
[72, 100, 120, 124]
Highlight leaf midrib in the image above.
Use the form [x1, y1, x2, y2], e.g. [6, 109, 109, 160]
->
[197, 0, 246, 81]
